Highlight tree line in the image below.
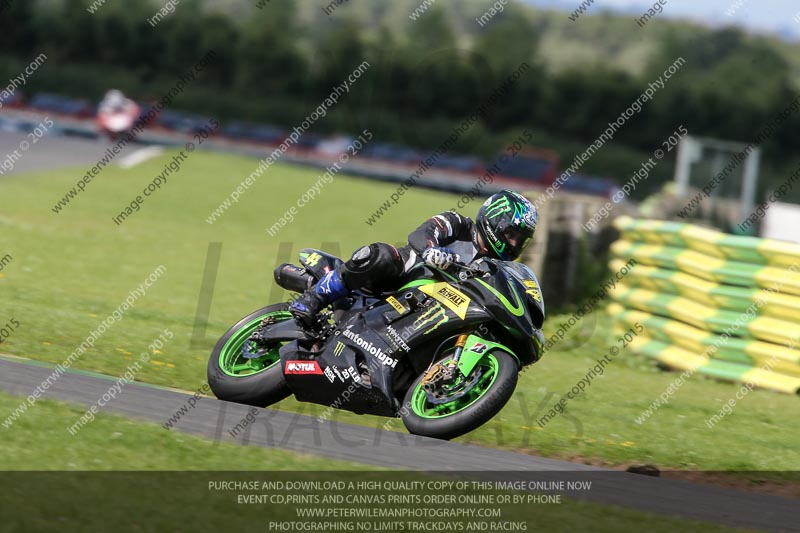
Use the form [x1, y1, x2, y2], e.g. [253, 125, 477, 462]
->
[2, 0, 799, 199]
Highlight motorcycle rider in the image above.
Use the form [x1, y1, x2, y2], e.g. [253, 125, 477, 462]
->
[288, 189, 537, 326]
[98, 89, 135, 115]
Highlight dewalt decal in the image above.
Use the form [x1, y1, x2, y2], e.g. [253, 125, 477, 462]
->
[418, 282, 470, 319]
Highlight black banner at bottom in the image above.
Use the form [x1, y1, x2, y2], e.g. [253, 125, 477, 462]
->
[1, 471, 797, 532]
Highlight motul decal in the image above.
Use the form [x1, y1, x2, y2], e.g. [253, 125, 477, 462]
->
[284, 360, 323, 375]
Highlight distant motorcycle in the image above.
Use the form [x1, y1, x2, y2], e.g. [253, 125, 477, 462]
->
[208, 249, 545, 440]
[96, 90, 140, 141]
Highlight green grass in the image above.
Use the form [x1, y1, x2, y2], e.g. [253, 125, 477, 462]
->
[1, 150, 799, 472]
[456, 319, 800, 472]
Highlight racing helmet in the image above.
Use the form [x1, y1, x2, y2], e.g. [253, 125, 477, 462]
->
[474, 190, 537, 261]
[103, 89, 125, 105]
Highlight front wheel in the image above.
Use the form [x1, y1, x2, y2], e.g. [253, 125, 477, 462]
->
[401, 351, 518, 440]
[207, 304, 294, 407]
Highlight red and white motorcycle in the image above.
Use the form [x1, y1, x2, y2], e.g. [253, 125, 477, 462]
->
[96, 90, 140, 140]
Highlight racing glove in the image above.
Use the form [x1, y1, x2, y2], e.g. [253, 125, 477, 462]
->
[422, 247, 460, 269]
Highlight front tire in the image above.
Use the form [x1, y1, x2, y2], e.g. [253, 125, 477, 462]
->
[207, 304, 294, 407]
[401, 351, 518, 440]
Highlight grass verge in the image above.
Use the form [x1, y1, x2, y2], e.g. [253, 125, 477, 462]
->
[1, 149, 798, 471]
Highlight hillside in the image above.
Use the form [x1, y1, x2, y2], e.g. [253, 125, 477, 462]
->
[200, 0, 800, 81]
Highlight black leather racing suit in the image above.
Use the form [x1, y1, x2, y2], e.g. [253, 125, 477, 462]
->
[339, 211, 482, 294]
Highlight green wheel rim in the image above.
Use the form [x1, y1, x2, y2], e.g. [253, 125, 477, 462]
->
[218, 311, 292, 377]
[410, 354, 500, 419]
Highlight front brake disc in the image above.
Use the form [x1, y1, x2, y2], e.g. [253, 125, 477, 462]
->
[424, 366, 483, 405]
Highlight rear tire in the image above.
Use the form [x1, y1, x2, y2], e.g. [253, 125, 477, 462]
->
[207, 304, 293, 407]
[401, 351, 518, 440]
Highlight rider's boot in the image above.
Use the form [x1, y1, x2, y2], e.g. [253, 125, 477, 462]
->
[290, 270, 348, 327]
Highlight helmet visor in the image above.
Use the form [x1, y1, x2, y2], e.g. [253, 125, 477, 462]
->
[501, 225, 534, 260]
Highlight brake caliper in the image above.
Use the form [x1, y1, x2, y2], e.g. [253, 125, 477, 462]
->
[422, 363, 483, 405]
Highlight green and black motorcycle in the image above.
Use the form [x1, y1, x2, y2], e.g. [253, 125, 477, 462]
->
[208, 249, 545, 440]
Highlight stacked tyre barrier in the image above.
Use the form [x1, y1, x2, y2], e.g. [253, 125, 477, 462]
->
[607, 216, 800, 394]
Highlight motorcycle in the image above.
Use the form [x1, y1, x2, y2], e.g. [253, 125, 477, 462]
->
[96, 100, 140, 141]
[208, 249, 545, 440]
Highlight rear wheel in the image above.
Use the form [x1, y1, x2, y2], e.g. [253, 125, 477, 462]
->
[401, 351, 518, 440]
[207, 304, 294, 407]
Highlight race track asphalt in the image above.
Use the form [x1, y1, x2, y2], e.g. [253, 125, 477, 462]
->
[1, 356, 797, 532]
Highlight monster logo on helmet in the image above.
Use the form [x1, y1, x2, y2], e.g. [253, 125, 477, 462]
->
[476, 190, 537, 261]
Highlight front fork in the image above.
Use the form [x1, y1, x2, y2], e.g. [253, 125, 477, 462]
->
[443, 333, 469, 381]
[421, 331, 521, 391]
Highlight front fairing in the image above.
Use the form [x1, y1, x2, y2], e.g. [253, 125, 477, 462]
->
[497, 261, 545, 328]
[463, 259, 545, 363]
